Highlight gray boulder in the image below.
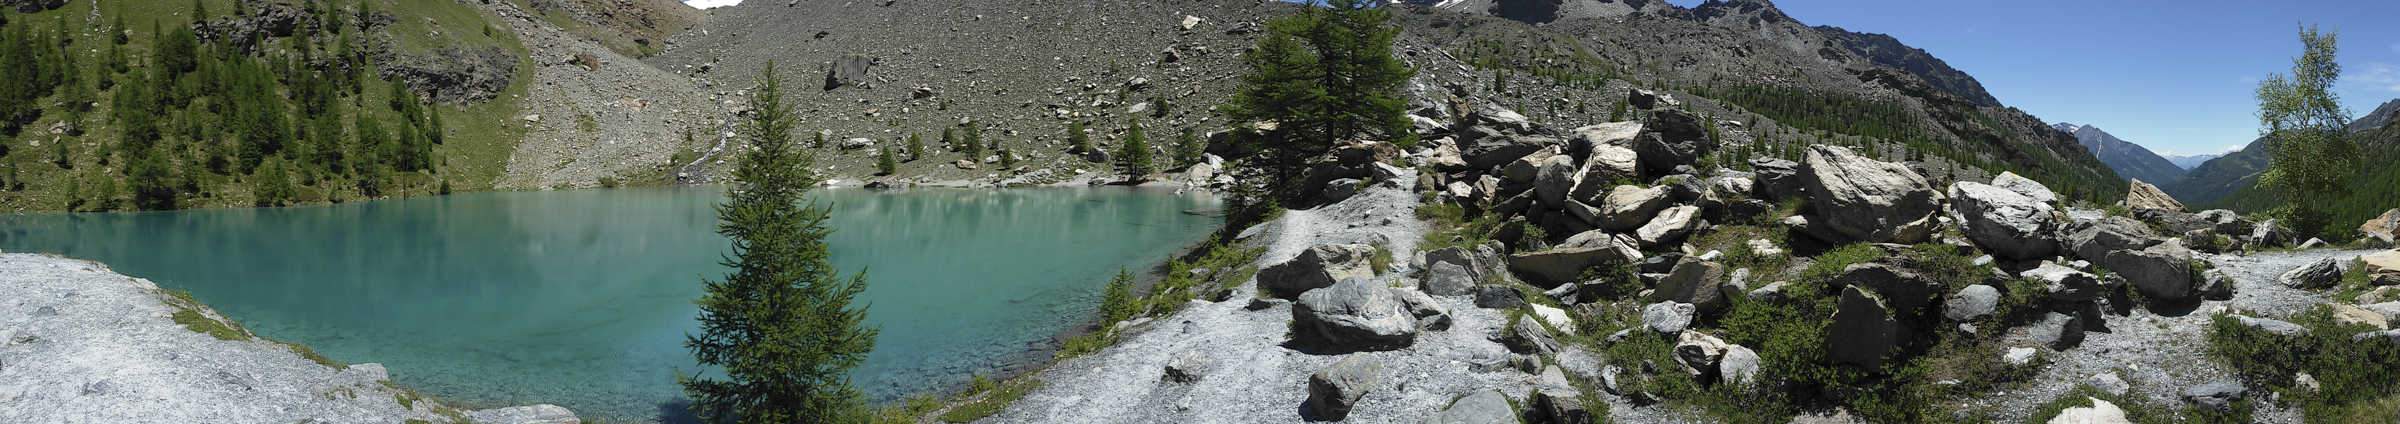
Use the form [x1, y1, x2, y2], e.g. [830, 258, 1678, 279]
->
[2182, 382, 2245, 412]
[1535, 154, 1579, 209]
[2198, 209, 2253, 237]
[1260, 244, 1379, 298]
[2360, 208, 2400, 247]
[2106, 242, 2198, 301]
[1503, 146, 1560, 183]
[1629, 88, 1667, 110]
[2088, 372, 2131, 397]
[2067, 216, 2165, 262]
[1749, 157, 1803, 201]
[1532, 389, 1593, 424]
[2022, 263, 2104, 302]
[1991, 171, 2060, 206]
[1649, 258, 1727, 314]
[1474, 285, 1526, 309]
[1395, 288, 1454, 331]
[1673, 330, 1731, 379]
[1422, 261, 1478, 296]
[2251, 219, 2296, 248]
[2125, 178, 2186, 212]
[2233, 315, 2308, 336]
[825, 54, 873, 89]
[1943, 285, 2001, 321]
[1643, 301, 1696, 334]
[1292, 278, 1418, 351]
[1504, 315, 1563, 356]
[1826, 286, 1899, 371]
[2049, 397, 2131, 424]
[1422, 390, 1513, 424]
[1164, 350, 1209, 383]
[1595, 185, 1672, 231]
[2134, 208, 2214, 235]
[1425, 246, 1491, 287]
[1506, 246, 1638, 289]
[1834, 262, 1943, 316]
[2279, 257, 2344, 289]
[1746, 281, 1790, 303]
[1948, 181, 2063, 260]
[1307, 355, 1382, 420]
[1800, 145, 1945, 244]
[2198, 268, 2237, 300]
[2033, 312, 2085, 350]
[1322, 178, 1363, 204]
[1634, 206, 1704, 249]
[1635, 109, 1715, 176]
[1719, 344, 1762, 387]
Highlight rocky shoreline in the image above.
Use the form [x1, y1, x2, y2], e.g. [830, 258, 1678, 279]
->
[0, 252, 575, 424]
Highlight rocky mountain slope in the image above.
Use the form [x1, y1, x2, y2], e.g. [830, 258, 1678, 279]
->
[1810, 25, 2002, 108]
[2053, 123, 2187, 184]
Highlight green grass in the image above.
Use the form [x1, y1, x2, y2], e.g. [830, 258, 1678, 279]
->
[937, 378, 1042, 423]
[2021, 384, 2249, 424]
[170, 309, 250, 341]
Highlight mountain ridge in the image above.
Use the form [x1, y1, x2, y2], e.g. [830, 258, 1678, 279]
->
[2051, 122, 2186, 184]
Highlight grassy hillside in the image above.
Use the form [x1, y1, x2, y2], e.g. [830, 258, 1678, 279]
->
[0, 0, 533, 213]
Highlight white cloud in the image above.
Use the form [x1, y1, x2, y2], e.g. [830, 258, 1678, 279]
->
[2220, 145, 2244, 154]
[683, 0, 741, 9]
[2349, 63, 2400, 92]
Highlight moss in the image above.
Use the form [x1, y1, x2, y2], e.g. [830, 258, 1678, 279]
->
[936, 379, 1042, 423]
[170, 308, 251, 341]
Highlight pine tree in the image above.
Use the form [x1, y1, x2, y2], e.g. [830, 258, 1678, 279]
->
[942, 127, 957, 152]
[1101, 267, 1135, 324]
[1118, 118, 1154, 177]
[1226, 0, 1414, 198]
[680, 62, 877, 424]
[876, 145, 897, 176]
[256, 156, 294, 206]
[962, 125, 983, 158]
[1174, 127, 1202, 168]
[906, 133, 923, 161]
[1068, 121, 1091, 154]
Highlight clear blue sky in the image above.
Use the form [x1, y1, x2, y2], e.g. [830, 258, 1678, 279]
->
[1691, 0, 2400, 157]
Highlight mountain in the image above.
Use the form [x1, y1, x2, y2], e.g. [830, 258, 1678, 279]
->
[2051, 123, 2186, 184]
[2161, 136, 2268, 207]
[2161, 153, 2223, 170]
[1811, 26, 2002, 108]
[2180, 98, 2400, 228]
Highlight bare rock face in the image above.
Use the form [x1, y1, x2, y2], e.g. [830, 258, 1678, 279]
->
[1634, 109, 1715, 177]
[2361, 249, 2400, 286]
[1649, 257, 1727, 314]
[1748, 157, 1802, 201]
[2107, 241, 2199, 302]
[1800, 145, 1944, 244]
[1292, 278, 1418, 351]
[1305, 355, 1382, 421]
[1259, 244, 1379, 298]
[1634, 205, 1704, 249]
[825, 54, 873, 90]
[2124, 178, 2185, 212]
[1948, 180, 2064, 260]
[1826, 286, 1898, 372]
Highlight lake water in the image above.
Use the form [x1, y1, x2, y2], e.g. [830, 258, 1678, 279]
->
[0, 186, 1221, 422]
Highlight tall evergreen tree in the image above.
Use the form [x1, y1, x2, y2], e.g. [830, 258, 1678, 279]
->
[1118, 118, 1154, 177]
[2254, 25, 2358, 237]
[680, 62, 878, 424]
[1068, 120, 1091, 154]
[255, 156, 295, 206]
[876, 145, 897, 175]
[906, 133, 923, 161]
[1226, 0, 1414, 201]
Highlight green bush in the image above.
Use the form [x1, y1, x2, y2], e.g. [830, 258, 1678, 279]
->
[1101, 268, 1136, 325]
[2206, 306, 2400, 420]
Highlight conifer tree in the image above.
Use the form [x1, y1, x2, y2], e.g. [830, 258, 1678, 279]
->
[906, 133, 923, 161]
[876, 145, 897, 176]
[962, 125, 983, 158]
[256, 156, 294, 206]
[1118, 119, 1154, 177]
[1174, 127, 1203, 168]
[680, 62, 877, 424]
[1068, 121, 1091, 154]
[1226, 0, 1414, 200]
[942, 127, 957, 152]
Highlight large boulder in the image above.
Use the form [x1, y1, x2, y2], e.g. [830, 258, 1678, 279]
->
[1306, 355, 1382, 421]
[1594, 185, 1671, 231]
[1800, 145, 1945, 244]
[2278, 257, 2344, 289]
[2048, 397, 2132, 424]
[1504, 315, 1563, 356]
[2023, 263, 2105, 302]
[1644, 301, 1696, 334]
[2105, 242, 2200, 301]
[825, 54, 873, 90]
[1506, 246, 1638, 289]
[1422, 390, 1513, 424]
[1425, 246, 1494, 287]
[1672, 330, 1732, 379]
[1503, 146, 1562, 183]
[1748, 157, 1802, 201]
[1720, 344, 1763, 387]
[2066, 217, 2165, 262]
[1292, 278, 1418, 351]
[1948, 181, 2064, 260]
[2134, 209, 2213, 235]
[1164, 351, 1209, 383]
[1834, 262, 1943, 317]
[1634, 205, 1704, 249]
[1260, 244, 1379, 298]
[2362, 249, 2400, 286]
[2182, 382, 2246, 412]
[2124, 178, 2186, 212]
[1532, 389, 1594, 424]
[2361, 209, 2400, 247]
[1422, 261, 1478, 296]
[1534, 154, 1580, 209]
[2198, 209, 2254, 237]
[1649, 258, 1727, 314]
[1634, 109, 1714, 176]
[2251, 219, 2296, 248]
[1826, 286, 1899, 371]
[1943, 284, 2001, 322]
[1991, 171, 2059, 206]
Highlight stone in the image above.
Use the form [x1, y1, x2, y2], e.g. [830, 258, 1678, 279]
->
[1532, 389, 1593, 424]
[1992, 172, 2060, 206]
[2133, 208, 2214, 235]
[1474, 285, 1526, 309]
[1594, 185, 1671, 231]
[1292, 278, 1418, 351]
[2022, 263, 2105, 302]
[1422, 390, 1513, 424]
[1259, 244, 1379, 298]
[1800, 145, 1945, 244]
[1826, 286, 1899, 371]
[1307, 355, 1381, 421]
[2088, 372, 2130, 396]
[1783, 214, 1849, 244]
[2363, 249, 2400, 286]
[1503, 146, 1561, 183]
[1749, 157, 1803, 201]
[840, 137, 875, 149]
[1504, 315, 1563, 356]
[2003, 347, 2039, 365]
[2105, 241, 2199, 301]
[1530, 304, 1575, 336]
[2354, 329, 2400, 347]
[1635, 109, 1716, 176]
[954, 159, 979, 170]
[2279, 257, 2343, 289]
[2363, 302, 2400, 322]
[1505, 246, 1637, 289]
[1746, 281, 1790, 303]
[1428, 144, 1471, 172]
[2232, 315, 2308, 336]
[1322, 178, 1363, 204]
[1534, 154, 1579, 209]
[2182, 382, 2245, 412]
[1425, 247, 1491, 287]
[2047, 397, 2131, 424]
[2358, 286, 2398, 304]
[2298, 238, 2328, 250]
[1719, 344, 1762, 387]
[2198, 209, 2254, 237]
[1747, 239, 1784, 258]
[1178, 15, 1203, 30]
[464, 405, 580, 424]
[825, 54, 873, 90]
[2251, 219, 2296, 248]
[2361, 209, 2400, 247]
[1628, 88, 1666, 110]
[1673, 330, 1731, 379]
[2124, 178, 2186, 212]
[1643, 301, 1696, 334]
[1422, 262, 1477, 296]
[2067, 216, 2165, 262]
[1649, 258, 1727, 314]
[1634, 206, 1704, 249]
[1833, 262, 1942, 316]
[1944, 285, 2001, 321]
[1395, 288, 1453, 331]
[1164, 350, 1208, 383]
[2033, 312, 2085, 350]
[2330, 304, 2390, 330]
[1948, 181, 2063, 260]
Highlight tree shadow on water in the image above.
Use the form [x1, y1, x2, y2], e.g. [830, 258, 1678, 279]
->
[656, 399, 706, 424]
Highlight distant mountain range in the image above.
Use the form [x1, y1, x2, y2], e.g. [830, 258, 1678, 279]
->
[2167, 98, 2400, 210]
[2160, 153, 2224, 170]
[2052, 123, 2186, 185]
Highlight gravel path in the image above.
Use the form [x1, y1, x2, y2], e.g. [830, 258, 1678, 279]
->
[0, 252, 563, 423]
[980, 170, 1592, 423]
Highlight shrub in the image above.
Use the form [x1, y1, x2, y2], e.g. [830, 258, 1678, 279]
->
[1101, 268, 1136, 324]
[2206, 305, 2400, 419]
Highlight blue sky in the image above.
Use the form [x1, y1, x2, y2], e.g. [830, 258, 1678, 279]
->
[1707, 0, 2400, 157]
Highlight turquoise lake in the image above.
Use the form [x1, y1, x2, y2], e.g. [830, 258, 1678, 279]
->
[0, 186, 1222, 422]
